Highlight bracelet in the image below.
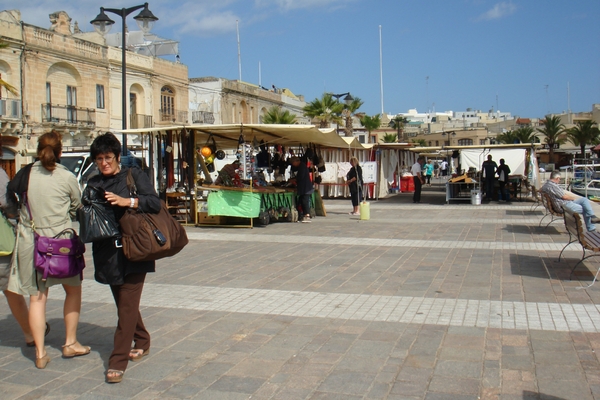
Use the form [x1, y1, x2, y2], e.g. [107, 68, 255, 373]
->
[130, 198, 135, 208]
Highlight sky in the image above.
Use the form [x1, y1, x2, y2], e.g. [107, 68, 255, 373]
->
[4, 0, 600, 119]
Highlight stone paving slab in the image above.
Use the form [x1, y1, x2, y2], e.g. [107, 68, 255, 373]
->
[1, 191, 600, 399]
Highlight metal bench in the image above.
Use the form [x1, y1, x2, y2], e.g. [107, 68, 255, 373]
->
[539, 191, 563, 228]
[559, 207, 600, 287]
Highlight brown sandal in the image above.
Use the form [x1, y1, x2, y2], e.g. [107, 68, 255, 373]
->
[62, 341, 91, 358]
[129, 348, 150, 361]
[106, 369, 124, 383]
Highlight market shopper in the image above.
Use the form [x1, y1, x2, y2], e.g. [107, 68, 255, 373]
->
[85, 133, 161, 383]
[346, 157, 363, 215]
[481, 155, 498, 201]
[6, 131, 89, 369]
[542, 170, 598, 231]
[440, 159, 449, 177]
[290, 157, 314, 222]
[496, 159, 511, 202]
[424, 160, 434, 186]
[411, 157, 425, 203]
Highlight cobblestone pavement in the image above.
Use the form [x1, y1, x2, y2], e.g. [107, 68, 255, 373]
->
[2, 186, 600, 399]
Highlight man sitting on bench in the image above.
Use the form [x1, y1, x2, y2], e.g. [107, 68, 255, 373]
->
[542, 170, 599, 232]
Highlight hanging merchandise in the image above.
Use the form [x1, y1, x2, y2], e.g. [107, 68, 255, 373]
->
[240, 143, 254, 180]
[215, 150, 226, 160]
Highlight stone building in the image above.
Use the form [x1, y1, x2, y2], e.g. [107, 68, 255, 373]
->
[189, 77, 309, 125]
[0, 9, 188, 176]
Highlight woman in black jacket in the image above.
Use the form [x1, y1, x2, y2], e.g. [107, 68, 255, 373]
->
[84, 133, 161, 383]
[346, 157, 363, 215]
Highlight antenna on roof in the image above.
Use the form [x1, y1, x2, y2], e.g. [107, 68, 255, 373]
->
[236, 20, 242, 82]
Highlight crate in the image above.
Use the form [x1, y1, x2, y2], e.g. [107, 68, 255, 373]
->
[197, 212, 225, 225]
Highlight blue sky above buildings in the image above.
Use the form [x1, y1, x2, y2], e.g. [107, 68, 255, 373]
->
[6, 0, 599, 118]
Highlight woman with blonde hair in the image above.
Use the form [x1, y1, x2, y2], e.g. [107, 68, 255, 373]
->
[346, 156, 363, 215]
[7, 130, 90, 369]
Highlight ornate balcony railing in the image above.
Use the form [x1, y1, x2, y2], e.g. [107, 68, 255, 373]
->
[0, 99, 21, 119]
[159, 109, 188, 124]
[41, 103, 95, 127]
[130, 113, 153, 129]
[191, 111, 215, 124]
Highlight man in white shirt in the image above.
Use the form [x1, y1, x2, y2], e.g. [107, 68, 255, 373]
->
[440, 160, 449, 177]
[411, 157, 425, 203]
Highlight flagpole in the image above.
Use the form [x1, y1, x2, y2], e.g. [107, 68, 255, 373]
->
[379, 25, 384, 115]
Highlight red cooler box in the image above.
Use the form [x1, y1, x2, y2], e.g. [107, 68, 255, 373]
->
[400, 176, 415, 192]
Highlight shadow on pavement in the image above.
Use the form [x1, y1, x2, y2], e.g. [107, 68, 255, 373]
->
[511, 253, 597, 282]
[503, 224, 562, 235]
[522, 390, 567, 399]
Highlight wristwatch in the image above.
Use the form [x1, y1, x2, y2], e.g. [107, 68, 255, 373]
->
[130, 198, 135, 208]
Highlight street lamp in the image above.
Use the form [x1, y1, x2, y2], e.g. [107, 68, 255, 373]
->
[329, 92, 354, 135]
[91, 3, 158, 156]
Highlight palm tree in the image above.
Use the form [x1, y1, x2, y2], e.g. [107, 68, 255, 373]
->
[360, 114, 381, 142]
[566, 120, 600, 158]
[380, 132, 398, 143]
[302, 93, 343, 128]
[343, 97, 364, 137]
[411, 139, 427, 147]
[0, 40, 17, 96]
[389, 115, 409, 142]
[262, 106, 297, 124]
[513, 126, 539, 144]
[496, 130, 519, 144]
[537, 115, 567, 161]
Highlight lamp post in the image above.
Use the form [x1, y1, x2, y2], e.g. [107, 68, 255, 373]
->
[91, 3, 158, 156]
[330, 92, 353, 135]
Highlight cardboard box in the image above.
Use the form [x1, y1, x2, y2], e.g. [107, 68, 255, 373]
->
[197, 212, 225, 225]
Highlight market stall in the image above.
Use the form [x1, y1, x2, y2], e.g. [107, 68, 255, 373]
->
[116, 124, 369, 227]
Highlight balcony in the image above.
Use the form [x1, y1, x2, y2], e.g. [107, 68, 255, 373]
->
[41, 103, 95, 128]
[191, 111, 215, 124]
[159, 109, 188, 124]
[129, 114, 153, 129]
[0, 99, 22, 119]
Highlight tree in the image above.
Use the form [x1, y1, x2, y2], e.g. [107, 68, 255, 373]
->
[566, 120, 600, 158]
[0, 40, 17, 96]
[513, 126, 539, 144]
[262, 106, 297, 124]
[389, 115, 409, 142]
[496, 130, 519, 144]
[537, 115, 567, 160]
[343, 97, 364, 137]
[380, 132, 398, 143]
[411, 138, 427, 147]
[360, 114, 381, 142]
[302, 93, 343, 128]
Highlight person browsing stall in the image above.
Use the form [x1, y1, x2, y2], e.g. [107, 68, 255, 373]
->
[346, 157, 363, 216]
[481, 155, 498, 201]
[290, 157, 314, 223]
[411, 157, 425, 203]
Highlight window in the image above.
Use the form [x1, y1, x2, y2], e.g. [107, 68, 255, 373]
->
[160, 86, 174, 121]
[458, 139, 473, 146]
[96, 84, 105, 109]
[435, 140, 439, 146]
[67, 85, 77, 123]
[480, 139, 486, 145]
[46, 82, 51, 103]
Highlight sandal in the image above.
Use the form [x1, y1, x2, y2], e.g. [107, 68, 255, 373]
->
[129, 348, 150, 361]
[62, 341, 91, 358]
[106, 369, 124, 383]
[35, 352, 51, 369]
[26, 322, 50, 347]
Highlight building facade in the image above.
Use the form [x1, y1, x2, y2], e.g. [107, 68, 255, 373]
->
[0, 9, 188, 176]
[189, 77, 309, 125]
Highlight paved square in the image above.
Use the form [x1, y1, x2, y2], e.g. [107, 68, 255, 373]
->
[2, 186, 600, 399]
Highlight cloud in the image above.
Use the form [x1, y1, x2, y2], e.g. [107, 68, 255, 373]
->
[476, 1, 517, 21]
[254, 0, 352, 11]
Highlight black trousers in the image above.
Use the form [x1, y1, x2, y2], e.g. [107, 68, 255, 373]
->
[413, 176, 422, 203]
[297, 194, 311, 217]
[350, 189, 362, 207]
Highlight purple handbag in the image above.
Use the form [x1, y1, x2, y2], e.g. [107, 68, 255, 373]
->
[24, 196, 86, 281]
[33, 228, 86, 281]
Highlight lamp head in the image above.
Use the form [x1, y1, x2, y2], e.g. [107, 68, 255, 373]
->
[343, 93, 354, 105]
[90, 8, 115, 36]
[134, 3, 158, 34]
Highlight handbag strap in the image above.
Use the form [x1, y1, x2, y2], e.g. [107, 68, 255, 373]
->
[126, 169, 138, 197]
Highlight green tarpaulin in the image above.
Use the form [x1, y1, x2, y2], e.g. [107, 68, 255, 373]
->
[207, 190, 261, 218]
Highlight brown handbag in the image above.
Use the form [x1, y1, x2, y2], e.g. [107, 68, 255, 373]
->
[120, 170, 188, 262]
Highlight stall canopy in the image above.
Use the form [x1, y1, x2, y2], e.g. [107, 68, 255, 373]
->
[118, 124, 372, 150]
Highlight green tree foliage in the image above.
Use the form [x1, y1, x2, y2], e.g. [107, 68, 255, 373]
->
[537, 115, 567, 160]
[360, 114, 381, 140]
[496, 130, 519, 144]
[513, 126, 539, 144]
[389, 115, 409, 142]
[261, 106, 297, 124]
[566, 120, 600, 158]
[380, 132, 398, 143]
[343, 97, 364, 137]
[411, 138, 427, 147]
[302, 93, 343, 128]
